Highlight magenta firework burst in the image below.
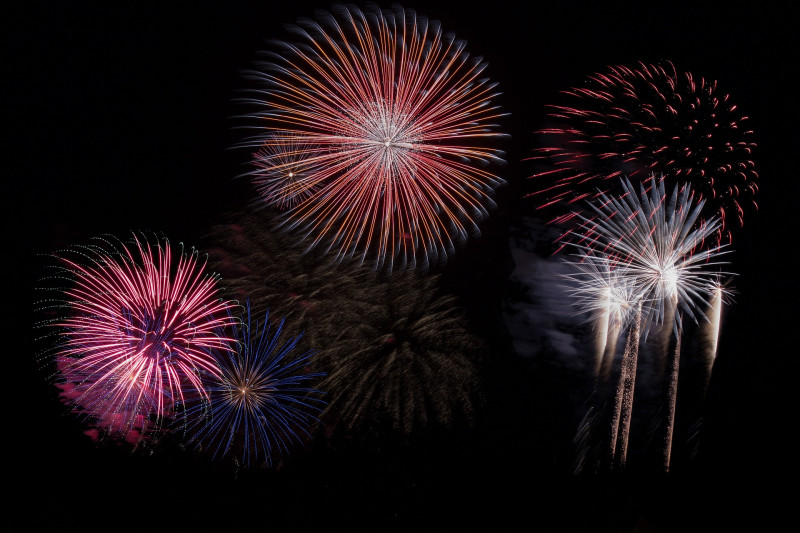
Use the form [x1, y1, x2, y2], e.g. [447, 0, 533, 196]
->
[530, 61, 758, 245]
[42, 233, 238, 439]
[240, 4, 507, 271]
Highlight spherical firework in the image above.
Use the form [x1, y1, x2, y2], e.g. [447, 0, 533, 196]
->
[240, 3, 507, 271]
[183, 303, 326, 469]
[530, 61, 758, 245]
[305, 271, 483, 435]
[36, 233, 238, 440]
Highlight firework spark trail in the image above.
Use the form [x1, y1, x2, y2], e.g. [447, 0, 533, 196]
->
[615, 302, 641, 469]
[183, 303, 326, 468]
[608, 339, 624, 465]
[663, 327, 682, 471]
[240, 4, 507, 271]
[530, 61, 758, 248]
[702, 283, 725, 387]
[37, 233, 238, 439]
[565, 176, 732, 470]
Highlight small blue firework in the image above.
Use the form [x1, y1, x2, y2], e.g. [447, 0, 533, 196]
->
[185, 302, 326, 468]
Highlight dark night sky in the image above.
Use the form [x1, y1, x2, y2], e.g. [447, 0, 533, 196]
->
[5, 1, 797, 531]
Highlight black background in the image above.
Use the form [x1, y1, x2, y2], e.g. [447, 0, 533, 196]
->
[5, 1, 797, 531]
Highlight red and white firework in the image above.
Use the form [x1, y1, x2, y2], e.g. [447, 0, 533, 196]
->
[240, 4, 507, 271]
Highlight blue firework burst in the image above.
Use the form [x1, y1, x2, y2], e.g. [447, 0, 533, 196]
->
[184, 303, 326, 468]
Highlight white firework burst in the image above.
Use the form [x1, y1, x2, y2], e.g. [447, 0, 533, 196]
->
[572, 175, 733, 336]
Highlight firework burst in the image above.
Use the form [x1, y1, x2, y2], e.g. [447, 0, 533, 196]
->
[562, 253, 640, 381]
[306, 271, 484, 435]
[202, 207, 371, 326]
[201, 209, 482, 436]
[239, 3, 507, 271]
[183, 303, 326, 469]
[574, 175, 732, 336]
[35, 233, 238, 440]
[530, 60, 757, 246]
[565, 176, 732, 469]
[248, 134, 322, 210]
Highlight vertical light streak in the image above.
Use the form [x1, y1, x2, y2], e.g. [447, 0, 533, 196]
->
[705, 284, 724, 365]
[663, 327, 682, 472]
[615, 302, 641, 469]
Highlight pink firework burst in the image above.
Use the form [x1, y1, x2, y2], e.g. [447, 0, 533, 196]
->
[240, 4, 508, 271]
[46, 233, 239, 440]
[529, 61, 758, 246]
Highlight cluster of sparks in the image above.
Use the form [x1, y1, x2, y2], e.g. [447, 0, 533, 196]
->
[570, 176, 731, 335]
[531, 61, 758, 247]
[182, 303, 326, 468]
[531, 60, 759, 471]
[241, 4, 507, 271]
[203, 209, 483, 436]
[36, 233, 325, 467]
[562, 176, 733, 470]
[43, 234, 238, 436]
[30, 5, 762, 481]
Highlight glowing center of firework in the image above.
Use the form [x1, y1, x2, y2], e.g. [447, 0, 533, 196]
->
[355, 102, 418, 153]
[141, 328, 173, 354]
[659, 264, 680, 299]
[129, 304, 177, 359]
[288, 172, 295, 178]
[603, 285, 633, 325]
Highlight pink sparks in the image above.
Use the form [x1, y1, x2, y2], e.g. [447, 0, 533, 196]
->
[53, 233, 238, 439]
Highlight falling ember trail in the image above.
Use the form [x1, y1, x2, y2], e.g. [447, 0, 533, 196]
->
[616, 303, 641, 469]
[663, 327, 683, 472]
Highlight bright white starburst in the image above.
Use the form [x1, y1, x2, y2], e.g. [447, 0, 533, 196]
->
[570, 175, 733, 335]
[562, 252, 640, 331]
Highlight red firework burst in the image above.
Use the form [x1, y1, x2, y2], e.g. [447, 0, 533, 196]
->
[47, 233, 238, 439]
[529, 61, 758, 246]
[240, 4, 507, 271]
